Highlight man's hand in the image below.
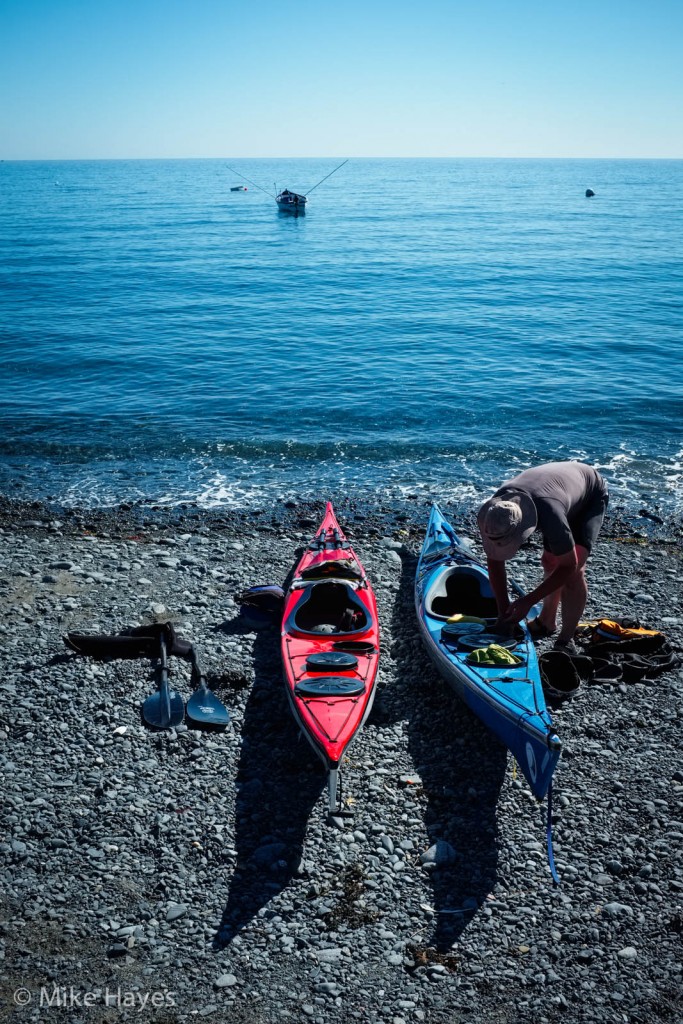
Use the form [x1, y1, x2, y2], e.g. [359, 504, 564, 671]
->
[501, 594, 535, 626]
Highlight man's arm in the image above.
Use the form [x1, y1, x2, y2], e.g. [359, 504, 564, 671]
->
[487, 557, 511, 617]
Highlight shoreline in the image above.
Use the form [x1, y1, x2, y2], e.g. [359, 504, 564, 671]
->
[1, 490, 682, 546]
[1, 493, 682, 1023]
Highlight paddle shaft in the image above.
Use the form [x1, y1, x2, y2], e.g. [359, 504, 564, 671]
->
[158, 635, 171, 723]
[190, 645, 205, 685]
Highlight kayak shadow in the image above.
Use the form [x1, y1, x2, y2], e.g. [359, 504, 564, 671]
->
[386, 547, 507, 951]
[213, 617, 324, 948]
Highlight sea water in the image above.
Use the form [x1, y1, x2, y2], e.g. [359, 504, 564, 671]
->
[1, 158, 681, 512]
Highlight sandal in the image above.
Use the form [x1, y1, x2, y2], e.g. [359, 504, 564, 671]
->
[527, 618, 556, 640]
[553, 638, 580, 656]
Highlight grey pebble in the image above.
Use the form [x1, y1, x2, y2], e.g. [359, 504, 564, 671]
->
[214, 973, 237, 988]
[420, 840, 457, 866]
[166, 904, 188, 922]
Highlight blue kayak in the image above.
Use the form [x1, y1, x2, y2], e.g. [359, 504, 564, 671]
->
[415, 504, 561, 801]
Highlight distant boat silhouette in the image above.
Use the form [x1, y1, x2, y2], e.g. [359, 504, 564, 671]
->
[225, 159, 348, 214]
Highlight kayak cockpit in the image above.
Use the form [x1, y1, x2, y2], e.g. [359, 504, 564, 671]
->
[286, 581, 373, 637]
[424, 563, 498, 620]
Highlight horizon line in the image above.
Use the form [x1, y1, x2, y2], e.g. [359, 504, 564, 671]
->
[3, 154, 683, 163]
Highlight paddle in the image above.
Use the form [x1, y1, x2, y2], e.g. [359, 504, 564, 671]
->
[186, 648, 231, 728]
[142, 633, 185, 729]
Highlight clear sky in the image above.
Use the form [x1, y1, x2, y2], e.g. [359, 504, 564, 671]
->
[1, 0, 682, 159]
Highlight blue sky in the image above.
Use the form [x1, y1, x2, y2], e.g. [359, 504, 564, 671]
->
[1, 0, 682, 158]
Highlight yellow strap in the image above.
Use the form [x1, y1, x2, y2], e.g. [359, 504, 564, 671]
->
[447, 613, 488, 625]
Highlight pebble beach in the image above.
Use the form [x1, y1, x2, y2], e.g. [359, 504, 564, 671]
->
[1, 494, 682, 1024]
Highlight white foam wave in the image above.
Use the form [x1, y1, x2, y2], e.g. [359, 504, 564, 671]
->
[5, 443, 683, 514]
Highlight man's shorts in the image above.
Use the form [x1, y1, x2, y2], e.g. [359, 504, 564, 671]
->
[544, 478, 609, 555]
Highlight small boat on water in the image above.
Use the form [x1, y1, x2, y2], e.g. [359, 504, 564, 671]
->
[415, 504, 562, 803]
[281, 502, 380, 814]
[276, 189, 307, 212]
[225, 159, 348, 213]
[230, 185, 247, 192]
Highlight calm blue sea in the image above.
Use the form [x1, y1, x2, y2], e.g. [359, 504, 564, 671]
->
[1, 158, 682, 513]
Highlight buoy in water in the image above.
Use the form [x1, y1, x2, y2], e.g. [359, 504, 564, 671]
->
[585, 188, 595, 197]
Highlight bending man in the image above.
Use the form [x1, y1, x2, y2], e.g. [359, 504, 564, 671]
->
[477, 462, 609, 651]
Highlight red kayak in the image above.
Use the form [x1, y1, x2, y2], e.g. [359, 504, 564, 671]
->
[281, 502, 380, 815]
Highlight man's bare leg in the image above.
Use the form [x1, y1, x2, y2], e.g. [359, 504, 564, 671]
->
[537, 545, 590, 640]
[536, 549, 563, 633]
[556, 544, 589, 645]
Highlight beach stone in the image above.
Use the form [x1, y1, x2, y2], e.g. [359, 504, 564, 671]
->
[251, 842, 289, 868]
[602, 902, 632, 917]
[166, 904, 188, 922]
[399, 773, 422, 787]
[214, 974, 237, 988]
[420, 840, 457, 866]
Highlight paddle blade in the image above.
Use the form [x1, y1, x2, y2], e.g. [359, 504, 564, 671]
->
[186, 687, 231, 727]
[142, 689, 185, 729]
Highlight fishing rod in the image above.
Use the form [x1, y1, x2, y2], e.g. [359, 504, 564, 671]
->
[225, 165, 277, 200]
[304, 158, 348, 197]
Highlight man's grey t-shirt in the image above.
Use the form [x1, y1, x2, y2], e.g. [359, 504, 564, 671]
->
[494, 462, 608, 555]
